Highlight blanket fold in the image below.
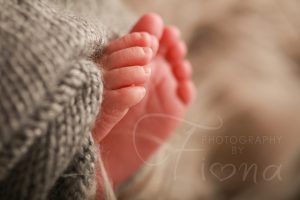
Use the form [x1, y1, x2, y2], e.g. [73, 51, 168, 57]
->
[0, 0, 111, 199]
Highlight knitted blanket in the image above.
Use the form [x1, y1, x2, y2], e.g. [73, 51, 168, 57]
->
[0, 0, 132, 199]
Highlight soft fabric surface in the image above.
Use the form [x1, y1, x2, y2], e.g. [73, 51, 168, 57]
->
[0, 0, 132, 199]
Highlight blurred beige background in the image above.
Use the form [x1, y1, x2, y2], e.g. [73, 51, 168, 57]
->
[121, 1, 300, 200]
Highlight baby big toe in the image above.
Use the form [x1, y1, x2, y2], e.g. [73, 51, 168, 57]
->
[93, 86, 146, 142]
[131, 13, 164, 39]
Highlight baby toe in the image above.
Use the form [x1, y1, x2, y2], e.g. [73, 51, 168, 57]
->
[177, 80, 196, 105]
[160, 26, 180, 46]
[104, 66, 151, 89]
[105, 47, 153, 69]
[166, 40, 187, 62]
[173, 60, 192, 81]
[105, 32, 154, 54]
[159, 26, 181, 55]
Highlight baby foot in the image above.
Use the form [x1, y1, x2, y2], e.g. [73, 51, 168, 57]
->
[98, 13, 196, 186]
[93, 32, 159, 141]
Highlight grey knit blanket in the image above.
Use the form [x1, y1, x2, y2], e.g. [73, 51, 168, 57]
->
[0, 0, 132, 199]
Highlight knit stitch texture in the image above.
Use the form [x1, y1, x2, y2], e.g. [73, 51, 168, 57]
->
[0, 0, 121, 199]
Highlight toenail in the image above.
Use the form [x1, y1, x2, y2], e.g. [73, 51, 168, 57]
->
[143, 47, 153, 57]
[150, 36, 159, 53]
[144, 66, 152, 75]
[139, 32, 150, 39]
[138, 32, 151, 45]
[137, 87, 146, 98]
